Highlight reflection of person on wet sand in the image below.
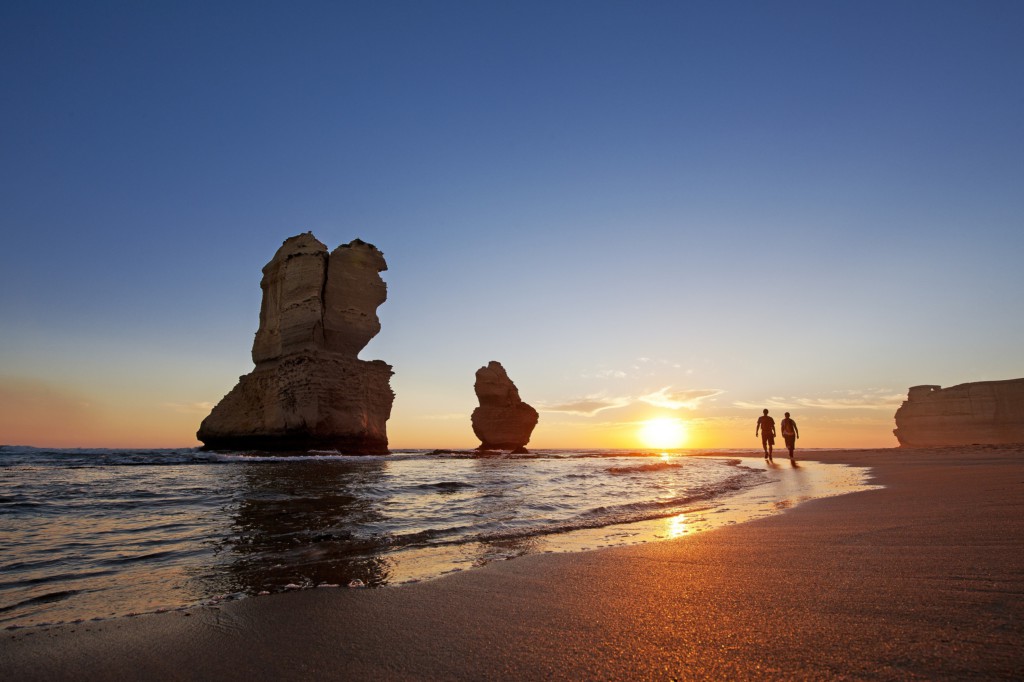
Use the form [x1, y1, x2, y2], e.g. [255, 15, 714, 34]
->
[780, 412, 799, 460]
[755, 409, 775, 463]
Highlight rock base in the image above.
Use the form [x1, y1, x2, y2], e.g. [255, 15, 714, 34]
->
[198, 352, 394, 454]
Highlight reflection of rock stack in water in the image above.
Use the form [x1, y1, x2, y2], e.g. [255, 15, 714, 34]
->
[471, 361, 538, 453]
[215, 460, 392, 593]
[198, 233, 394, 453]
[893, 379, 1024, 447]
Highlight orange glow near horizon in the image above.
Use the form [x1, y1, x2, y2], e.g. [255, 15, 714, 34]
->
[1, 376, 901, 450]
[638, 417, 688, 450]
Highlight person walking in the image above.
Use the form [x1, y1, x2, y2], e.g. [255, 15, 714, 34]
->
[755, 409, 775, 462]
[780, 411, 799, 459]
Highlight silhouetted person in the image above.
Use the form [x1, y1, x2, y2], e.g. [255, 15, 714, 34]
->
[780, 411, 799, 459]
[756, 409, 775, 462]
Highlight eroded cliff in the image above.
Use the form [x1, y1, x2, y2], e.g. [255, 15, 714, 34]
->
[893, 379, 1024, 447]
[198, 233, 393, 453]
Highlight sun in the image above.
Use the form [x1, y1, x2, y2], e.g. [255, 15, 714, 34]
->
[638, 417, 688, 450]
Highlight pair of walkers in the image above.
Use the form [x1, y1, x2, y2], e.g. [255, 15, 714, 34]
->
[755, 409, 799, 462]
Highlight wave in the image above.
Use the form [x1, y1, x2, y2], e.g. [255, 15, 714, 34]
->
[0, 590, 82, 614]
[606, 462, 682, 474]
[1, 446, 785, 470]
[362, 471, 765, 552]
[414, 481, 475, 492]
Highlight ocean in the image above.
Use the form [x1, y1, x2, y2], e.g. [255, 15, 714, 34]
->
[0, 446, 875, 629]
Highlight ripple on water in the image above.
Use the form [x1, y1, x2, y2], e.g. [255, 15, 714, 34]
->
[0, 449, 877, 628]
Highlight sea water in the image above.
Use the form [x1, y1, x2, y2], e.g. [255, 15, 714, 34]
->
[0, 447, 874, 628]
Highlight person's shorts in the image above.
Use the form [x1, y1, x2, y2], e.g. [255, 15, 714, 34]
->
[761, 433, 774, 446]
[784, 435, 796, 449]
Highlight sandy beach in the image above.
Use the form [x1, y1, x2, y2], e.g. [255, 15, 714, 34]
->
[3, 446, 1022, 680]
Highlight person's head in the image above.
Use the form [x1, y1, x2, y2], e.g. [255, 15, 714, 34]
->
[763, 409, 769, 415]
[785, 412, 790, 418]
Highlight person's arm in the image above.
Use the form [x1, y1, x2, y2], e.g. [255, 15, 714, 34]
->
[795, 422, 799, 438]
[755, 419, 760, 436]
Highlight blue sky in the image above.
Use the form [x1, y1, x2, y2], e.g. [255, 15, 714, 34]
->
[2, 1, 1022, 448]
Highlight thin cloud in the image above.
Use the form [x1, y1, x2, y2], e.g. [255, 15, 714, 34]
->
[539, 417, 633, 432]
[636, 357, 683, 368]
[792, 395, 905, 410]
[635, 357, 685, 376]
[638, 387, 724, 410]
[596, 369, 627, 379]
[581, 358, 683, 380]
[162, 401, 215, 414]
[734, 390, 905, 411]
[733, 399, 786, 410]
[539, 395, 632, 416]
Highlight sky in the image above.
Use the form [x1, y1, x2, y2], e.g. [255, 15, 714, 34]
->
[2, 1, 1022, 450]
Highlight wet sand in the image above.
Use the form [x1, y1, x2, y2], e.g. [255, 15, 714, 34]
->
[3, 446, 1022, 680]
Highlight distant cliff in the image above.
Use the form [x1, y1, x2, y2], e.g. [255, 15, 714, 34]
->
[197, 233, 394, 453]
[893, 379, 1024, 447]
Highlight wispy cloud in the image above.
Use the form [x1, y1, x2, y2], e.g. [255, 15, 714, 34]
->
[590, 369, 627, 379]
[794, 394, 905, 410]
[542, 384, 723, 416]
[539, 394, 632, 416]
[638, 387, 724, 410]
[581, 357, 683, 380]
[632, 357, 682, 373]
[734, 390, 904, 411]
[162, 401, 215, 414]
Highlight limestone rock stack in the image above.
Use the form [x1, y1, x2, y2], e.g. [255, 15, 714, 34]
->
[893, 379, 1024, 447]
[471, 361, 539, 453]
[250, 232, 329, 364]
[198, 233, 394, 453]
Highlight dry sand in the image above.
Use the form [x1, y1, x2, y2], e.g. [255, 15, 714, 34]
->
[3, 446, 1022, 680]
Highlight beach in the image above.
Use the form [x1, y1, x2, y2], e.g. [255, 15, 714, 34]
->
[3, 445, 1022, 680]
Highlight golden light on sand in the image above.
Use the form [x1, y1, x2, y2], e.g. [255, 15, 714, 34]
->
[639, 417, 687, 450]
[667, 514, 689, 539]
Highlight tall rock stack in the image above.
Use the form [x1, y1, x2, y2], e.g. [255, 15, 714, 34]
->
[198, 233, 394, 453]
[471, 361, 539, 453]
[893, 379, 1024, 447]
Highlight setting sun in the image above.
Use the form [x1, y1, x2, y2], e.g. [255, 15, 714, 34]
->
[638, 417, 688, 450]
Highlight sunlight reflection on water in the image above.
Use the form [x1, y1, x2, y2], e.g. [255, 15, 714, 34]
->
[0, 449, 876, 628]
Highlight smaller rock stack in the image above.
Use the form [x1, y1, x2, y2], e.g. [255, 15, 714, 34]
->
[471, 361, 539, 453]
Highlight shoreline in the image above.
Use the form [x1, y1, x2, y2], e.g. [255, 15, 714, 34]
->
[527, 455, 878, 558]
[0, 453, 874, 630]
[3, 446, 1022, 679]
